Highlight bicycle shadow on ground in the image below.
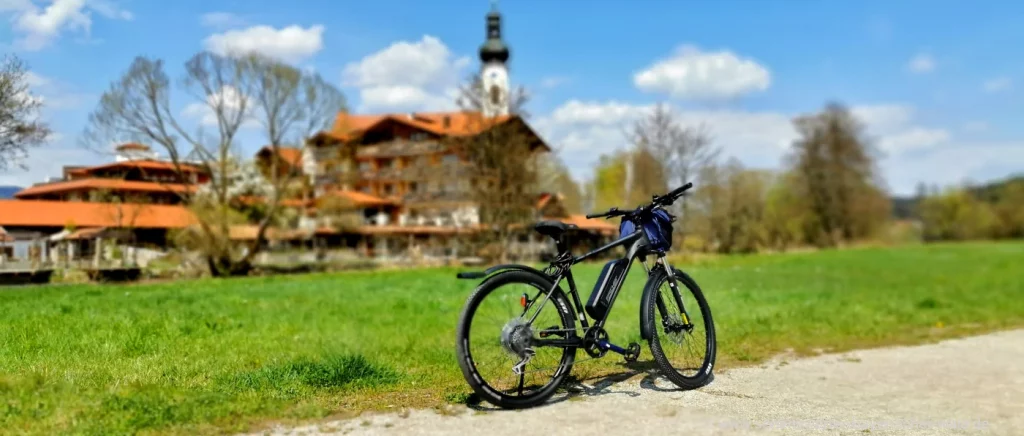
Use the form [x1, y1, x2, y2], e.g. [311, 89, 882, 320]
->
[464, 359, 709, 412]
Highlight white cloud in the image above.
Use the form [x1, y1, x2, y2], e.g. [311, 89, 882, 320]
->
[200, 11, 245, 29]
[3, 0, 131, 51]
[982, 77, 1012, 93]
[535, 101, 795, 182]
[851, 104, 914, 134]
[906, 53, 935, 74]
[877, 127, 950, 153]
[342, 35, 471, 112]
[534, 100, 977, 195]
[882, 142, 1024, 195]
[203, 24, 325, 63]
[181, 86, 258, 129]
[632, 44, 771, 100]
[87, 0, 131, 20]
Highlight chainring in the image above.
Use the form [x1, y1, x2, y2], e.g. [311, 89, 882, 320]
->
[582, 327, 609, 358]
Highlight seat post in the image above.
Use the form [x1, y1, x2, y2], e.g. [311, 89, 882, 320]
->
[556, 234, 571, 255]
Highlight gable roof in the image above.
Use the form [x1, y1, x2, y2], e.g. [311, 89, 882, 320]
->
[317, 111, 522, 143]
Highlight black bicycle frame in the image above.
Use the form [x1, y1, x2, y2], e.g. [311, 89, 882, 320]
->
[524, 224, 684, 351]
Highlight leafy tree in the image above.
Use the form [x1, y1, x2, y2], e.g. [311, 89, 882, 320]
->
[589, 152, 629, 212]
[786, 102, 891, 247]
[918, 187, 998, 241]
[688, 159, 771, 253]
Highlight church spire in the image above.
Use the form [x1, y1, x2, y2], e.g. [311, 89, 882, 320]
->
[479, 0, 509, 64]
[479, 1, 510, 117]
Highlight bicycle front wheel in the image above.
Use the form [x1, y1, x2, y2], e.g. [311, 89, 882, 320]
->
[643, 267, 716, 389]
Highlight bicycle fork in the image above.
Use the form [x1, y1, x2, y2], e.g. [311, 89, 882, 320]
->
[651, 256, 694, 331]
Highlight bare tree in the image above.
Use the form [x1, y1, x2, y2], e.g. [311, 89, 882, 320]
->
[82, 52, 346, 275]
[0, 54, 51, 171]
[447, 75, 543, 262]
[631, 104, 719, 187]
[627, 103, 719, 241]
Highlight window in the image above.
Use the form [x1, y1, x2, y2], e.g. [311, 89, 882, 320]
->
[409, 182, 419, 193]
[442, 154, 459, 164]
[383, 184, 394, 195]
[490, 85, 501, 105]
[359, 161, 371, 172]
[379, 158, 392, 169]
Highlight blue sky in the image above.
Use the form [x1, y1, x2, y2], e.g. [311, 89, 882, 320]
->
[2, 0, 1022, 195]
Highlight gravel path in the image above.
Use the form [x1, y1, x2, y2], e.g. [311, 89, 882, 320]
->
[255, 329, 1024, 436]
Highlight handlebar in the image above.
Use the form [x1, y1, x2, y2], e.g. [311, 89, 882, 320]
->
[585, 182, 693, 220]
[586, 207, 626, 219]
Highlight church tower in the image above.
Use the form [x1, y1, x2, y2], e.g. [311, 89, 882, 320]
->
[479, 1, 510, 117]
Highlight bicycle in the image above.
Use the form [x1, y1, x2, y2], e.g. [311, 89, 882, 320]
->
[453, 182, 716, 409]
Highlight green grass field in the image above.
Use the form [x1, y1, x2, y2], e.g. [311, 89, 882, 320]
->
[2, 242, 1023, 435]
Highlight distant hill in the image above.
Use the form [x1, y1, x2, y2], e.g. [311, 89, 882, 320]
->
[889, 174, 1024, 220]
[890, 196, 919, 220]
[0, 185, 21, 199]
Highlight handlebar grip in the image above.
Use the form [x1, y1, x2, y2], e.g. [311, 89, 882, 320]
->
[585, 213, 600, 219]
[668, 182, 693, 198]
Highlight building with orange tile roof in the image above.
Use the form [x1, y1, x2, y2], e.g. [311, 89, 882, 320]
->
[1, 3, 616, 266]
[14, 143, 210, 205]
[242, 3, 616, 261]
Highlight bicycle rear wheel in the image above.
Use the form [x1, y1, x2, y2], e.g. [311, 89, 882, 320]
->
[455, 269, 577, 409]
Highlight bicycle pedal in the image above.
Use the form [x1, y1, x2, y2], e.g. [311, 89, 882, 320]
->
[623, 342, 641, 362]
